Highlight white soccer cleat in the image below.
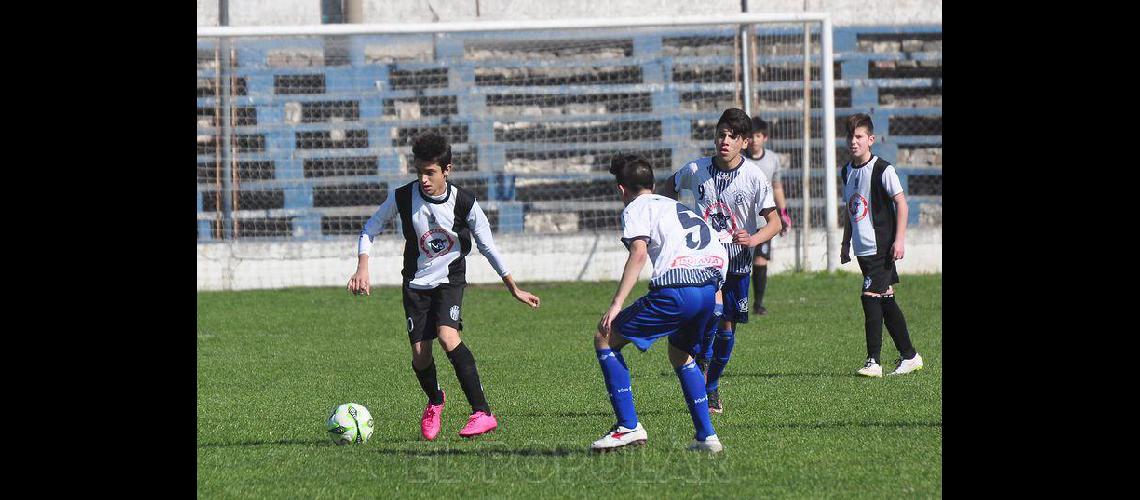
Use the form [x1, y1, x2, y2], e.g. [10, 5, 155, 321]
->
[888, 353, 924, 376]
[591, 422, 647, 451]
[687, 434, 723, 453]
[857, 358, 883, 378]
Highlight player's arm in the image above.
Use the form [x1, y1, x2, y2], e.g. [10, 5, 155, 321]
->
[773, 180, 790, 235]
[891, 191, 907, 261]
[841, 211, 852, 264]
[348, 192, 396, 296]
[598, 238, 648, 335]
[468, 200, 540, 308]
[839, 166, 852, 264]
[738, 208, 781, 248]
[772, 159, 791, 235]
[733, 176, 781, 247]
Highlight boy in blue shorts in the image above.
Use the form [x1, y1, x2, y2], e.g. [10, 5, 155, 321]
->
[591, 154, 729, 453]
[660, 108, 783, 413]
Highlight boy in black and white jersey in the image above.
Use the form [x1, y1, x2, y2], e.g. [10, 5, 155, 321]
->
[348, 133, 541, 439]
[839, 114, 924, 377]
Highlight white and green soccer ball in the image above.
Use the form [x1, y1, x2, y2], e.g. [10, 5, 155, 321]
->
[326, 403, 375, 445]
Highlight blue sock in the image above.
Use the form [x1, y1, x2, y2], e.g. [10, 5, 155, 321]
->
[706, 329, 735, 392]
[596, 348, 638, 429]
[675, 361, 716, 440]
[701, 303, 723, 362]
[613, 349, 628, 370]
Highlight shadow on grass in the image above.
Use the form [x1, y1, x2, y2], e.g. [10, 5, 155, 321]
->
[198, 438, 332, 448]
[199, 437, 421, 448]
[656, 371, 856, 379]
[374, 445, 587, 458]
[509, 409, 669, 419]
[756, 421, 942, 430]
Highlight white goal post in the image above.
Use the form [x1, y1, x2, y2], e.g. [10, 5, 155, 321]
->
[197, 14, 838, 290]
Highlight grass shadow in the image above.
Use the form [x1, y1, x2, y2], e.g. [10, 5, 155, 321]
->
[657, 371, 857, 379]
[198, 438, 332, 448]
[509, 409, 669, 419]
[755, 420, 942, 430]
[374, 445, 587, 458]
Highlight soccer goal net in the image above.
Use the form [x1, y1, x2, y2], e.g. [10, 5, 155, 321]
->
[197, 14, 838, 291]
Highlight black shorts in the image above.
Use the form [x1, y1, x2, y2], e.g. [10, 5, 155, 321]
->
[402, 284, 464, 344]
[856, 254, 900, 294]
[755, 240, 771, 260]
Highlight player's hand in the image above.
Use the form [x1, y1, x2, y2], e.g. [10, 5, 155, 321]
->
[732, 229, 753, 247]
[347, 269, 370, 296]
[598, 304, 622, 336]
[892, 240, 905, 261]
[779, 208, 792, 236]
[512, 289, 541, 309]
[840, 243, 851, 264]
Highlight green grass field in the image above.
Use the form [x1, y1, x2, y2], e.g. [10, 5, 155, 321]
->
[197, 272, 942, 498]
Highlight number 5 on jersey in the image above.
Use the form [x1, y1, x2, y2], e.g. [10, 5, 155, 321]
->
[676, 204, 710, 250]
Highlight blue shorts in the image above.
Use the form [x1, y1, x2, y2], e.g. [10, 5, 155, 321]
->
[612, 284, 718, 357]
[721, 273, 751, 324]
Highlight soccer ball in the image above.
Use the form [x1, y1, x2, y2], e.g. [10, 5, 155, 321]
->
[326, 403, 375, 445]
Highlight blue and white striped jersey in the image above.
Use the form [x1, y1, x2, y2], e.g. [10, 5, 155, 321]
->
[673, 156, 776, 275]
[621, 193, 729, 290]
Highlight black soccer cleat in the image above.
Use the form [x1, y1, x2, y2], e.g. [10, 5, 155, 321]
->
[707, 389, 723, 414]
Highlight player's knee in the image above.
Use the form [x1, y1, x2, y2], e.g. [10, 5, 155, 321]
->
[594, 330, 610, 349]
[754, 256, 768, 266]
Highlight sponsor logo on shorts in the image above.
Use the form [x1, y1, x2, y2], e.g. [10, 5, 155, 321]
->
[407, 317, 414, 332]
[864, 276, 872, 290]
[449, 305, 460, 321]
[737, 298, 748, 311]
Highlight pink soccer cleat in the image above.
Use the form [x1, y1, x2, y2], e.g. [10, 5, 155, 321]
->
[420, 391, 445, 441]
[458, 411, 498, 437]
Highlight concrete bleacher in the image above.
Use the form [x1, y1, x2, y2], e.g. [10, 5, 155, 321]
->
[196, 24, 942, 241]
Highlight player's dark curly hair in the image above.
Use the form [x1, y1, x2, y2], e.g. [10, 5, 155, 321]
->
[846, 113, 874, 137]
[717, 108, 752, 138]
[751, 116, 769, 136]
[609, 153, 655, 192]
[412, 133, 452, 169]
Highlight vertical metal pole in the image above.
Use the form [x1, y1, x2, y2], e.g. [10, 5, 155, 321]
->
[346, 0, 364, 23]
[822, 17, 839, 272]
[741, 25, 752, 115]
[800, 23, 811, 271]
[740, 0, 752, 114]
[218, 0, 235, 239]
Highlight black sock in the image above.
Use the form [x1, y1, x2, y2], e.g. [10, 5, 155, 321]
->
[881, 295, 917, 360]
[860, 295, 884, 363]
[412, 360, 445, 405]
[752, 265, 768, 308]
[446, 342, 490, 414]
